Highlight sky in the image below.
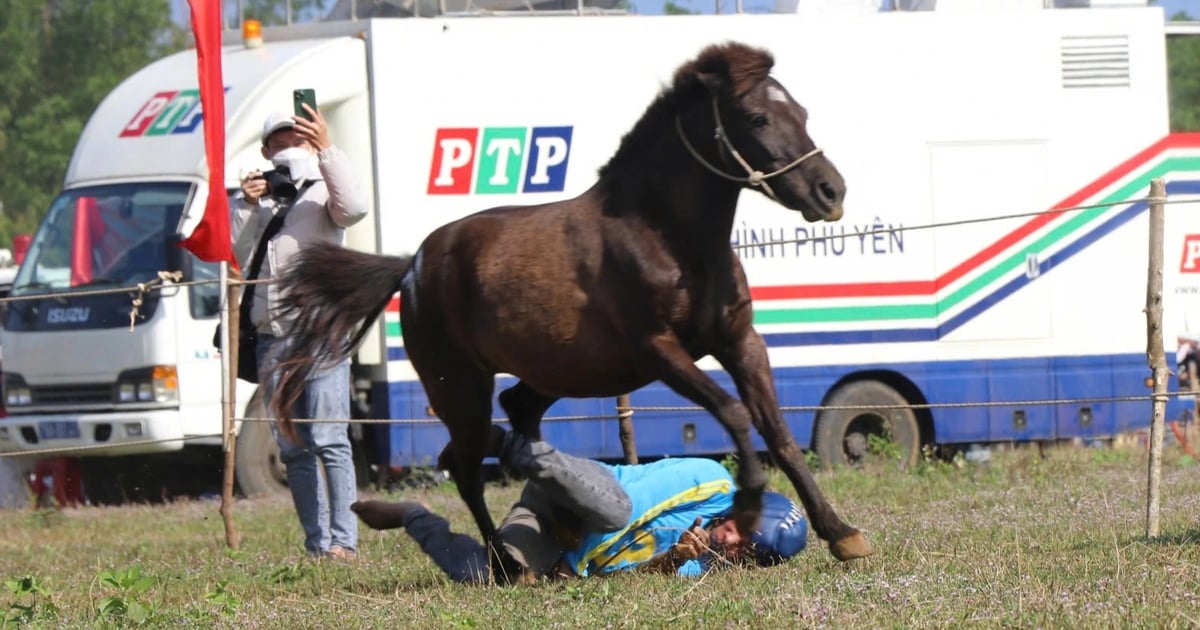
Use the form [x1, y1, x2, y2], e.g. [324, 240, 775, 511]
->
[1157, 0, 1200, 19]
[172, 0, 1200, 22]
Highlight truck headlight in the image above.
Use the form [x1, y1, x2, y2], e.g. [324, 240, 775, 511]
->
[3, 373, 31, 407]
[115, 366, 178, 404]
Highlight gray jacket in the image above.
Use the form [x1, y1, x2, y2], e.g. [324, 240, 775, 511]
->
[230, 145, 369, 336]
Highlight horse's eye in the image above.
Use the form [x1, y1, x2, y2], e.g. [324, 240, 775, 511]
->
[748, 113, 769, 128]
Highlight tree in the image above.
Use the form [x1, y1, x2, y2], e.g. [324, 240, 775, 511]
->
[0, 0, 185, 248]
[231, 0, 329, 26]
[1167, 12, 1200, 132]
[663, 0, 697, 14]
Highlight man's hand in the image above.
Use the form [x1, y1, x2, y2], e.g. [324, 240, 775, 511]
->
[240, 171, 267, 205]
[293, 104, 332, 151]
[671, 516, 710, 561]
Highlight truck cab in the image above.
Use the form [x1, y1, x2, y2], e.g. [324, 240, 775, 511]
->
[0, 30, 379, 502]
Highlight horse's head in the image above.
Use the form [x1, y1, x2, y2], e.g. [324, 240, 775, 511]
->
[674, 43, 845, 222]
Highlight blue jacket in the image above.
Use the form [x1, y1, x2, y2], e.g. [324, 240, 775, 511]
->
[561, 458, 734, 577]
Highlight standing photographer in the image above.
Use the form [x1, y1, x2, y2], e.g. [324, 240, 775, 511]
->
[231, 104, 369, 560]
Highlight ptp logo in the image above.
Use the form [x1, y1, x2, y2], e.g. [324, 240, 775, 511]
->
[120, 88, 227, 138]
[427, 126, 573, 195]
[1181, 235, 1200, 273]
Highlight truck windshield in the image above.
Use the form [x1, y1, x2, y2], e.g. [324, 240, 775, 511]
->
[11, 183, 192, 296]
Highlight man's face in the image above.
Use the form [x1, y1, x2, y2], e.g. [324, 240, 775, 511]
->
[261, 127, 313, 159]
[708, 518, 748, 560]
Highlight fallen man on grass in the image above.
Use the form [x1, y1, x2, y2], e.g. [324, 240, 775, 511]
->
[352, 426, 808, 585]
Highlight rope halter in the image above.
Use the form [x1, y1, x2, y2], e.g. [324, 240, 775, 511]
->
[675, 97, 823, 203]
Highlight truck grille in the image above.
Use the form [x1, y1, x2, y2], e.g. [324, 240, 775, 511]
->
[31, 384, 113, 406]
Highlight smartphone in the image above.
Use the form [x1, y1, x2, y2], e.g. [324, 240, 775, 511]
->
[293, 89, 317, 121]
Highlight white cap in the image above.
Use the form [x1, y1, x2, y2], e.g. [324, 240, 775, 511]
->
[261, 109, 296, 144]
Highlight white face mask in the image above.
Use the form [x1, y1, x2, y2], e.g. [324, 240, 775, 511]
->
[270, 146, 318, 181]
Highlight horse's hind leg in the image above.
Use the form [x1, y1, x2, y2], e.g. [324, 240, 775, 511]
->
[640, 336, 767, 536]
[714, 329, 874, 561]
[424, 368, 517, 579]
[499, 381, 558, 440]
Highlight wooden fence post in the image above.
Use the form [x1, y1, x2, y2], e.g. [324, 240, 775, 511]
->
[219, 262, 241, 549]
[617, 394, 637, 465]
[1145, 177, 1168, 539]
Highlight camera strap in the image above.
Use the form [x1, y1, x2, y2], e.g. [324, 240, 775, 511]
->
[240, 179, 316, 327]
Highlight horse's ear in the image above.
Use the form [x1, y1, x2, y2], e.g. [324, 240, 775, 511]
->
[694, 70, 727, 96]
[677, 42, 774, 101]
[686, 52, 733, 99]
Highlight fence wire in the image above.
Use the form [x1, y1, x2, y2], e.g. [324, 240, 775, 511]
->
[3, 390, 1197, 459]
[0, 191, 1194, 305]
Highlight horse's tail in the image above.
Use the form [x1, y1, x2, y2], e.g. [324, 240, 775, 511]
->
[270, 242, 414, 441]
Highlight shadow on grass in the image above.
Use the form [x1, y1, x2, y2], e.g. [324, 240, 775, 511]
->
[1071, 526, 1200, 550]
[1144, 526, 1200, 546]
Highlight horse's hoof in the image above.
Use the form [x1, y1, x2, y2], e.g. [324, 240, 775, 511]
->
[829, 531, 875, 561]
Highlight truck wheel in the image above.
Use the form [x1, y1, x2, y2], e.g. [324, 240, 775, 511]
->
[235, 393, 288, 498]
[814, 380, 920, 469]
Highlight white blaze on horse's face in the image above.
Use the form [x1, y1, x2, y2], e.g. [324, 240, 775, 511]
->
[736, 78, 846, 222]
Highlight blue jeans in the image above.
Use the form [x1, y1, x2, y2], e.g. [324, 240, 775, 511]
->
[256, 333, 358, 555]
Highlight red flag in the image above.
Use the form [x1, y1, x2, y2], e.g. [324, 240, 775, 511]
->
[70, 197, 102, 286]
[179, 0, 236, 267]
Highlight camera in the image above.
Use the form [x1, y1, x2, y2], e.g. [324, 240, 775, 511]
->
[256, 166, 298, 202]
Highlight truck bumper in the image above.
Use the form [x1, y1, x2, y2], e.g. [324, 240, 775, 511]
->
[0, 410, 218, 457]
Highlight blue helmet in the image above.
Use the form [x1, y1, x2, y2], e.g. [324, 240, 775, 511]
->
[748, 492, 808, 566]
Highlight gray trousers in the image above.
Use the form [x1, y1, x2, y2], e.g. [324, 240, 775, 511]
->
[401, 432, 633, 584]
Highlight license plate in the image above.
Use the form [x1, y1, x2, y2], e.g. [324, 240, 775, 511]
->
[38, 421, 81, 440]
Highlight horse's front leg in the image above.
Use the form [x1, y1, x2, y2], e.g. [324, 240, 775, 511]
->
[713, 328, 875, 561]
[641, 335, 766, 537]
[499, 381, 558, 441]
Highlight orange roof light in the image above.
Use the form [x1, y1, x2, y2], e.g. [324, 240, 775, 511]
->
[243, 19, 263, 49]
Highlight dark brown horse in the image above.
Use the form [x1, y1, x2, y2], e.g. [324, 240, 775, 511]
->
[273, 42, 874, 563]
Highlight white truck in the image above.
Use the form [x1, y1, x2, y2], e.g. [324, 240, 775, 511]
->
[1, 1, 1197, 501]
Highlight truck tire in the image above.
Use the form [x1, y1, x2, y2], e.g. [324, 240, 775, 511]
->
[813, 380, 920, 469]
[235, 393, 288, 498]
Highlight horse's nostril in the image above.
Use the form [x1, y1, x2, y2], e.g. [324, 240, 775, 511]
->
[817, 181, 839, 205]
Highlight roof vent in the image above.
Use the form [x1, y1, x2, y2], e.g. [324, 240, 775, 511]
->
[1061, 35, 1130, 89]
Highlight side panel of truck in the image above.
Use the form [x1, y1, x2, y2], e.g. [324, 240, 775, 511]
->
[359, 11, 1199, 465]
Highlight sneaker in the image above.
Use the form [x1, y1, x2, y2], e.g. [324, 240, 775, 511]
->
[323, 546, 357, 562]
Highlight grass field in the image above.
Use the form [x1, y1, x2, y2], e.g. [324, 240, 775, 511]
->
[4, 444, 1200, 629]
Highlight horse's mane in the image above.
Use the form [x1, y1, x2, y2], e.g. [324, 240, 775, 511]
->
[597, 42, 775, 183]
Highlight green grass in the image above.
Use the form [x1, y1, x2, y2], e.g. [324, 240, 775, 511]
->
[5, 445, 1200, 628]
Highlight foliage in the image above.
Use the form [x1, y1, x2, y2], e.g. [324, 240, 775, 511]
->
[1167, 11, 1200, 131]
[96, 566, 158, 625]
[3, 575, 58, 626]
[866, 429, 903, 462]
[203, 580, 239, 617]
[720, 452, 739, 478]
[0, 0, 185, 248]
[235, 0, 329, 26]
[663, 0, 698, 14]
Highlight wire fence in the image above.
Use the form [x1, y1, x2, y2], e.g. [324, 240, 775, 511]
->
[3, 389, 1197, 459]
[1, 187, 1198, 463]
[0, 191, 1194, 308]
